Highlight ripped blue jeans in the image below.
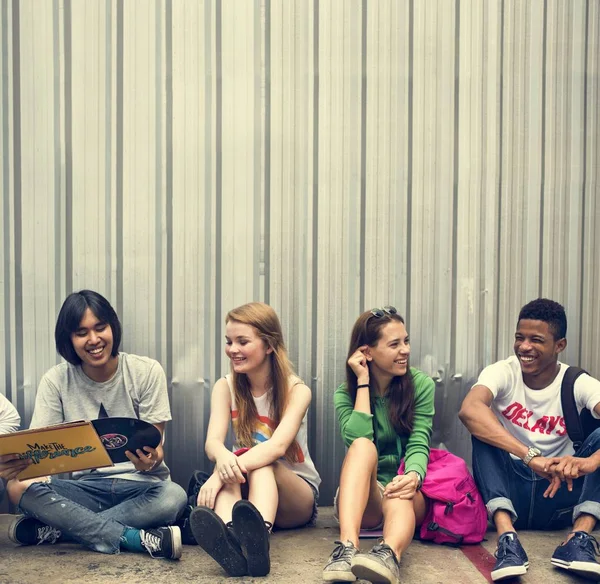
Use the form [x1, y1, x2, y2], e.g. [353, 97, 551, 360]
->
[18, 475, 187, 554]
[472, 430, 600, 530]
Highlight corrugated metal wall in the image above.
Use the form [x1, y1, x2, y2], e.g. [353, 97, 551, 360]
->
[1, 0, 599, 505]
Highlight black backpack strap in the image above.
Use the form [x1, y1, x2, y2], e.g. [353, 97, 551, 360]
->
[426, 521, 464, 545]
[560, 366, 588, 452]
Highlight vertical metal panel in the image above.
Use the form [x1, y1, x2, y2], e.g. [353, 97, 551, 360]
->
[15, 1, 58, 428]
[541, 0, 586, 366]
[169, 0, 215, 479]
[408, 0, 458, 457]
[312, 0, 365, 500]
[1, 0, 599, 505]
[220, 0, 258, 326]
[0, 0, 11, 426]
[580, 0, 600, 376]
[451, 0, 504, 457]
[496, 0, 544, 356]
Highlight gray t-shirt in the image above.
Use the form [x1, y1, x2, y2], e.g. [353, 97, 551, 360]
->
[31, 353, 172, 482]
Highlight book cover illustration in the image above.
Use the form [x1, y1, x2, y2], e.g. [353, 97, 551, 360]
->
[0, 421, 113, 480]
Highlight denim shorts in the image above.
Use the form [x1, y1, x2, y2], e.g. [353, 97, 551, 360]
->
[303, 478, 319, 527]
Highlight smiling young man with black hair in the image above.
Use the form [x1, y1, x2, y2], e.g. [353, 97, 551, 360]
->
[460, 298, 600, 582]
[5, 290, 187, 559]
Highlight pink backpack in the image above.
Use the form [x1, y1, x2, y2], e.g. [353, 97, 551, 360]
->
[398, 448, 487, 545]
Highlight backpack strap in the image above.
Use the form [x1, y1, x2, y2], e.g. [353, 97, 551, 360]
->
[426, 521, 464, 545]
[560, 366, 588, 452]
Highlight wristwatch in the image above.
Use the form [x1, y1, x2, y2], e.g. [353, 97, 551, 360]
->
[407, 470, 423, 489]
[522, 446, 542, 466]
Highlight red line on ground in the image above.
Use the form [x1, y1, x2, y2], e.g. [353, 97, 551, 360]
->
[460, 544, 522, 584]
[460, 543, 495, 583]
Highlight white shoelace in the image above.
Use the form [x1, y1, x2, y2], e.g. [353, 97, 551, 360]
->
[36, 525, 61, 545]
[140, 531, 162, 556]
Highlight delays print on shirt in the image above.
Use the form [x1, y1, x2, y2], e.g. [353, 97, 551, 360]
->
[476, 356, 600, 459]
[500, 401, 566, 437]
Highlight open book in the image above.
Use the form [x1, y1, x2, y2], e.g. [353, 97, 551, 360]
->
[0, 417, 162, 480]
[0, 421, 113, 480]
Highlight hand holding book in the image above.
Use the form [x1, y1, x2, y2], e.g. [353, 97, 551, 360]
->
[0, 453, 32, 481]
[0, 417, 162, 480]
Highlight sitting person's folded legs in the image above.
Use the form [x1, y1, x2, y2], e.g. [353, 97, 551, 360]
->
[460, 298, 600, 582]
[6, 290, 187, 558]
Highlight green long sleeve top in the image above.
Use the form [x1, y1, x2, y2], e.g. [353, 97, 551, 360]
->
[334, 367, 435, 486]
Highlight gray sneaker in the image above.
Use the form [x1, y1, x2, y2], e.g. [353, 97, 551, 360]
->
[351, 542, 400, 584]
[323, 540, 358, 582]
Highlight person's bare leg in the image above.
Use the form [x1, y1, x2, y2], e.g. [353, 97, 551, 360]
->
[192, 482, 247, 576]
[272, 462, 314, 528]
[338, 437, 383, 547]
[494, 510, 516, 537]
[323, 439, 383, 582]
[381, 491, 428, 559]
[213, 482, 242, 523]
[569, 513, 596, 538]
[7, 477, 49, 506]
[246, 464, 278, 525]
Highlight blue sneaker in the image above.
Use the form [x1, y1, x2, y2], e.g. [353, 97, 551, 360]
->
[551, 531, 600, 580]
[491, 532, 529, 581]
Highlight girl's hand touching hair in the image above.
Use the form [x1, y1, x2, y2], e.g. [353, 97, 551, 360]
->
[347, 345, 370, 386]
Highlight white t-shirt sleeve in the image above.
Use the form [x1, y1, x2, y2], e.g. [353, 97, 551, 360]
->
[30, 374, 65, 428]
[0, 393, 20, 434]
[138, 360, 172, 425]
[574, 373, 600, 419]
[474, 360, 513, 401]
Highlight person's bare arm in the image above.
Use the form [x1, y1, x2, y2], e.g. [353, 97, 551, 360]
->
[205, 378, 247, 483]
[460, 384, 562, 496]
[459, 384, 530, 459]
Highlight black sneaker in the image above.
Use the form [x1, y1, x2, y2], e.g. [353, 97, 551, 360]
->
[491, 532, 529, 581]
[190, 506, 248, 576]
[551, 531, 600, 580]
[8, 516, 62, 546]
[351, 542, 400, 584]
[322, 540, 358, 582]
[176, 504, 198, 545]
[231, 500, 271, 577]
[139, 526, 182, 560]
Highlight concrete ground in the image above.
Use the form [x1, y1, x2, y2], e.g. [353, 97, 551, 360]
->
[0, 509, 594, 584]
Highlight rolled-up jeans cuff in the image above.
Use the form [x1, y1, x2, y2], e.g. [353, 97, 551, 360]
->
[487, 497, 518, 523]
[573, 501, 600, 523]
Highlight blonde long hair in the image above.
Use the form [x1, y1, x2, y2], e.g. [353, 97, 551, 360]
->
[226, 302, 301, 463]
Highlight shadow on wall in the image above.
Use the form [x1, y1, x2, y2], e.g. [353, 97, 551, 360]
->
[431, 374, 477, 469]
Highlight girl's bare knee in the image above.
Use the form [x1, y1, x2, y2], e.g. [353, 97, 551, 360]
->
[221, 482, 242, 494]
[347, 437, 378, 461]
[247, 463, 275, 480]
